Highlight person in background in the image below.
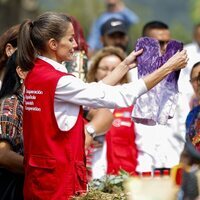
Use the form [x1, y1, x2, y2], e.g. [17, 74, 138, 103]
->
[0, 51, 28, 200]
[84, 106, 113, 181]
[100, 18, 129, 52]
[65, 16, 89, 81]
[87, 0, 139, 56]
[99, 17, 139, 83]
[133, 21, 190, 175]
[17, 12, 187, 199]
[178, 102, 200, 200]
[130, 21, 171, 82]
[142, 21, 170, 55]
[0, 24, 19, 88]
[180, 23, 200, 103]
[189, 62, 200, 109]
[87, 46, 138, 178]
[173, 63, 200, 198]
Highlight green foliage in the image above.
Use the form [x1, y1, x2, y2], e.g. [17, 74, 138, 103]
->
[190, 0, 200, 24]
[42, 0, 104, 38]
[72, 190, 127, 200]
[38, 0, 195, 45]
[72, 170, 130, 200]
[90, 170, 130, 193]
[171, 22, 192, 44]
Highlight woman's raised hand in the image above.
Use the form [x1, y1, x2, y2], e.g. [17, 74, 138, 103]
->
[123, 49, 143, 70]
[164, 49, 188, 71]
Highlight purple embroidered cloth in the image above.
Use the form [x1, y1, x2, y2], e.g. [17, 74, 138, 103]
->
[132, 37, 183, 125]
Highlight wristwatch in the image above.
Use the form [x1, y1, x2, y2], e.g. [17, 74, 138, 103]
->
[85, 124, 96, 138]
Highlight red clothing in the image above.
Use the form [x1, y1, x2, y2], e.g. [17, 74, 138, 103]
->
[106, 106, 138, 175]
[23, 59, 87, 200]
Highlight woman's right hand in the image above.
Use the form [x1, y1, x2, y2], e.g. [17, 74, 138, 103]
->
[164, 49, 188, 71]
[143, 49, 188, 90]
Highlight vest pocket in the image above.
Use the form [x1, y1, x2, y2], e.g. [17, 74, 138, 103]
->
[113, 139, 130, 158]
[28, 155, 57, 192]
[111, 140, 136, 172]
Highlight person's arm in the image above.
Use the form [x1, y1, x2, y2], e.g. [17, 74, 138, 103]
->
[103, 49, 188, 89]
[85, 108, 113, 148]
[55, 50, 188, 108]
[0, 141, 24, 174]
[143, 50, 188, 90]
[86, 108, 113, 133]
[102, 49, 143, 85]
[0, 97, 24, 174]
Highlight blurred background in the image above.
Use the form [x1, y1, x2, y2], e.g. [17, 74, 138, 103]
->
[0, 0, 199, 45]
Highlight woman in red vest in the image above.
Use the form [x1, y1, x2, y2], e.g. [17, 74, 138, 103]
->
[17, 12, 187, 200]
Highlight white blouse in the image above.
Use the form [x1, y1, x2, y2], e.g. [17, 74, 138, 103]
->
[38, 56, 147, 131]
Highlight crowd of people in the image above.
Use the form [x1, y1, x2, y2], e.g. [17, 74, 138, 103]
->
[0, 0, 200, 199]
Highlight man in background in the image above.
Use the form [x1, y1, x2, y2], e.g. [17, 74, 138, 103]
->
[134, 21, 189, 174]
[100, 17, 129, 52]
[142, 21, 170, 55]
[87, 0, 139, 57]
[129, 21, 171, 82]
[99, 17, 138, 82]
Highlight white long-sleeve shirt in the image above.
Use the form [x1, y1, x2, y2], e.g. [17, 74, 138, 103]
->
[38, 56, 147, 131]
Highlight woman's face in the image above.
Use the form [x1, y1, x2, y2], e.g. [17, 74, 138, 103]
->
[190, 64, 200, 96]
[55, 22, 77, 62]
[95, 54, 121, 81]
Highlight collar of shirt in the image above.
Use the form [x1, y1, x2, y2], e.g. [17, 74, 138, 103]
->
[37, 55, 68, 73]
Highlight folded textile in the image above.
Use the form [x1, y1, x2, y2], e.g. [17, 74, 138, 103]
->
[132, 37, 182, 125]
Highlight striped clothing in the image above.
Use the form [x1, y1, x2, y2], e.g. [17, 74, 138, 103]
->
[0, 89, 23, 155]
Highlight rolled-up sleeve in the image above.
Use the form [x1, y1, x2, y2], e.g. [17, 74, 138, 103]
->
[55, 75, 147, 109]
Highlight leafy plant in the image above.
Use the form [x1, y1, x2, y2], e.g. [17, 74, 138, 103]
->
[72, 170, 130, 200]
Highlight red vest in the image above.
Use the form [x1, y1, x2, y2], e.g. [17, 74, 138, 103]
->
[23, 59, 87, 200]
[106, 106, 138, 175]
